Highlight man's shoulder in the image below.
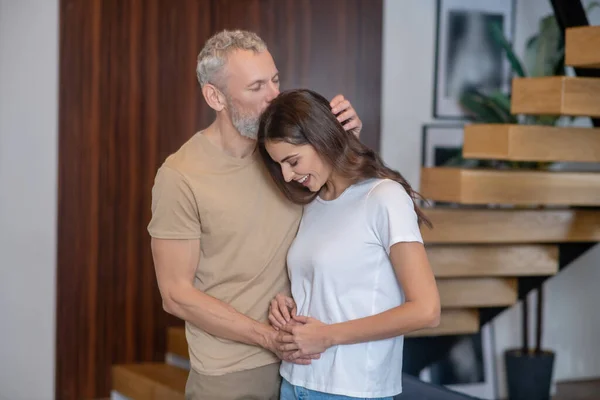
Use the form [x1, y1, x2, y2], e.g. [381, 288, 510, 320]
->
[161, 132, 208, 176]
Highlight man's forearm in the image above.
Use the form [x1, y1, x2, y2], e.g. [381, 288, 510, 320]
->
[165, 284, 274, 349]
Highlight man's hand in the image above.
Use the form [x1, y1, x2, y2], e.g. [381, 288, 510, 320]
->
[268, 293, 296, 330]
[330, 94, 362, 137]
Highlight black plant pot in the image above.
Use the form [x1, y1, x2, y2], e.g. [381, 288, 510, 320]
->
[504, 349, 555, 400]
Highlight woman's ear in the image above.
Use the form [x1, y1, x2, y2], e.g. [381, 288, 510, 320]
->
[202, 84, 226, 112]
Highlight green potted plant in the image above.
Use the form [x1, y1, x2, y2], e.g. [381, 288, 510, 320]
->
[450, 13, 569, 171]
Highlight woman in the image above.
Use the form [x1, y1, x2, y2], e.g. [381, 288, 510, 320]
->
[257, 89, 440, 399]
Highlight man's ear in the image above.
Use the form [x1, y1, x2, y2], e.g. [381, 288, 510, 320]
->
[202, 84, 226, 112]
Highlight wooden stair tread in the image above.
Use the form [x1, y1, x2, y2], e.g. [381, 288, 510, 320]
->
[422, 208, 600, 244]
[437, 278, 517, 308]
[511, 77, 600, 117]
[112, 363, 187, 399]
[420, 167, 600, 206]
[463, 124, 600, 163]
[407, 309, 479, 337]
[566, 26, 600, 69]
[428, 245, 558, 277]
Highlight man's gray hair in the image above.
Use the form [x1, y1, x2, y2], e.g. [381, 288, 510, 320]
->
[196, 30, 267, 88]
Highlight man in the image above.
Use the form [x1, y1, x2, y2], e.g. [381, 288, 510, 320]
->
[148, 30, 362, 399]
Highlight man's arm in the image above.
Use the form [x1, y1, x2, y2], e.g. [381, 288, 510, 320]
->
[152, 237, 283, 355]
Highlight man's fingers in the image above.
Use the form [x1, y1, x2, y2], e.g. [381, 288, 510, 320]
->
[279, 334, 294, 343]
[332, 99, 350, 114]
[329, 94, 345, 110]
[293, 359, 311, 365]
[336, 109, 355, 124]
[296, 353, 320, 361]
[343, 119, 361, 134]
[279, 343, 299, 352]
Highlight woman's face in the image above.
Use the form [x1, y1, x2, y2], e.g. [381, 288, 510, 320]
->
[265, 140, 332, 192]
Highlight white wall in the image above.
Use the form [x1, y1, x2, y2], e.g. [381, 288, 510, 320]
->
[0, 1, 59, 399]
[381, 0, 438, 188]
[381, 0, 600, 398]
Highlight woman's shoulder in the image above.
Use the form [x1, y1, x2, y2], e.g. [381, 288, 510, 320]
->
[366, 178, 410, 197]
[361, 179, 414, 212]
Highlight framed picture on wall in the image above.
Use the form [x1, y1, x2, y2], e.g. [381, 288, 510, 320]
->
[432, 0, 515, 119]
[421, 124, 464, 167]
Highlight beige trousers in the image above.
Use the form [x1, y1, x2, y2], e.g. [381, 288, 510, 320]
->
[185, 362, 281, 400]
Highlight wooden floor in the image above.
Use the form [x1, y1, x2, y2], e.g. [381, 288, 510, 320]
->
[553, 378, 600, 400]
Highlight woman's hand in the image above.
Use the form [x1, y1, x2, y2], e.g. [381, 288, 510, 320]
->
[278, 315, 333, 359]
[268, 293, 297, 330]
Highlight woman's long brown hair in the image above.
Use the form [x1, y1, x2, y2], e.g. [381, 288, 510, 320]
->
[257, 89, 431, 227]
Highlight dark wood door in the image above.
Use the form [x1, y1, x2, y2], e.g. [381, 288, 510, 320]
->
[56, 0, 382, 398]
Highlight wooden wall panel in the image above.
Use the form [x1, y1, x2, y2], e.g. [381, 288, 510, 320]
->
[57, 0, 213, 398]
[212, 0, 383, 150]
[57, 0, 382, 398]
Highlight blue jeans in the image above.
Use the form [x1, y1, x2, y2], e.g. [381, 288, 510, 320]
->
[280, 378, 394, 400]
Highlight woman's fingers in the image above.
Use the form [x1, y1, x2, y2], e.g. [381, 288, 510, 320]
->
[268, 313, 281, 330]
[292, 315, 309, 324]
[270, 298, 287, 327]
[276, 295, 292, 322]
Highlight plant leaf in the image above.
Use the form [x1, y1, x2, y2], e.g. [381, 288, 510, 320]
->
[488, 90, 513, 113]
[488, 21, 527, 77]
[587, 1, 600, 13]
[524, 35, 539, 77]
[533, 15, 562, 77]
[483, 95, 516, 123]
[460, 89, 514, 123]
[552, 49, 566, 77]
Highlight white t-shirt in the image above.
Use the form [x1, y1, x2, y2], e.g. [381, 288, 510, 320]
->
[280, 178, 423, 398]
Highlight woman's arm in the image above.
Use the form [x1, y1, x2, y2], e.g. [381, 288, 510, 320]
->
[279, 242, 440, 356]
[327, 242, 440, 344]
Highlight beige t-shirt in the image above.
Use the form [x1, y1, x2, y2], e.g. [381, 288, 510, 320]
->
[148, 132, 302, 376]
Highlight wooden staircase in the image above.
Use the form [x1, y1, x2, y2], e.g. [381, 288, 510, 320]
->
[112, 363, 187, 399]
[419, 24, 600, 340]
[110, 25, 600, 399]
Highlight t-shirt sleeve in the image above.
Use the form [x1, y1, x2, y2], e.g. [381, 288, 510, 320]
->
[366, 180, 423, 253]
[147, 165, 202, 239]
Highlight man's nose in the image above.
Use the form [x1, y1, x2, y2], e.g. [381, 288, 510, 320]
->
[266, 82, 280, 102]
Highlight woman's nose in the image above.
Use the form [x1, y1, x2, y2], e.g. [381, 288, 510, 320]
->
[281, 165, 294, 182]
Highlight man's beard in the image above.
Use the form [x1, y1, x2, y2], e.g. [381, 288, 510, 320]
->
[227, 99, 260, 140]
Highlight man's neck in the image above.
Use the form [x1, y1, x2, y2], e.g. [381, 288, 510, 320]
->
[203, 117, 256, 159]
